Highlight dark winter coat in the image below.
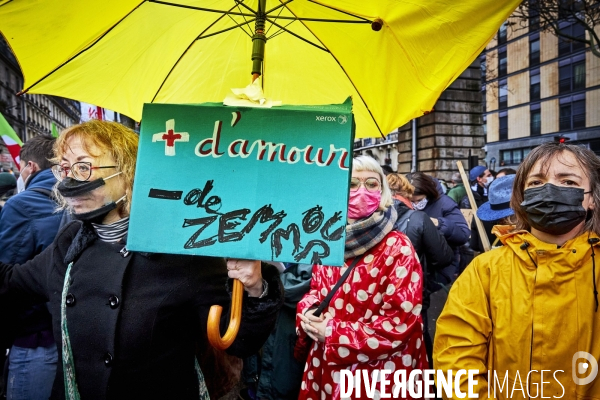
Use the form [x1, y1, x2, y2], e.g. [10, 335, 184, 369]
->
[421, 192, 471, 278]
[0, 221, 283, 400]
[422, 194, 470, 247]
[257, 263, 313, 400]
[0, 169, 63, 348]
[0, 169, 63, 264]
[459, 185, 496, 252]
[393, 200, 453, 271]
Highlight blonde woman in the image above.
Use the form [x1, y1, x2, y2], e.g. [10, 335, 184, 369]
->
[0, 120, 283, 400]
[297, 156, 427, 399]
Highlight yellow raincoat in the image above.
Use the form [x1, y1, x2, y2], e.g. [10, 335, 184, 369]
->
[434, 229, 600, 399]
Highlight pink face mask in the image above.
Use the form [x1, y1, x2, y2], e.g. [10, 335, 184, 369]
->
[348, 187, 381, 220]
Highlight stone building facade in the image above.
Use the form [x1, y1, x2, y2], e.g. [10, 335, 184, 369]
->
[0, 36, 81, 170]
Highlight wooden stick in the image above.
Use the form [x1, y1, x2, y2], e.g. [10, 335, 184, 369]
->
[456, 161, 491, 252]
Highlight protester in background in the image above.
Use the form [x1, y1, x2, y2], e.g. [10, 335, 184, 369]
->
[459, 165, 493, 209]
[459, 165, 494, 260]
[256, 263, 312, 400]
[495, 167, 516, 178]
[387, 172, 453, 367]
[471, 175, 516, 251]
[435, 142, 600, 398]
[437, 178, 449, 194]
[0, 172, 16, 209]
[471, 175, 517, 251]
[0, 171, 16, 398]
[446, 172, 466, 205]
[0, 120, 283, 399]
[387, 171, 414, 208]
[0, 135, 64, 400]
[409, 172, 470, 280]
[297, 156, 427, 400]
[380, 164, 394, 176]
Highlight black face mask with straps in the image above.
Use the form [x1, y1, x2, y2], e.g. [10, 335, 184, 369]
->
[520, 183, 590, 235]
[57, 177, 107, 198]
[57, 174, 125, 223]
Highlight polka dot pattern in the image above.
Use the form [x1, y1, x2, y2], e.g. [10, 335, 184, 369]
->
[296, 231, 427, 400]
[396, 266, 408, 278]
[401, 301, 414, 312]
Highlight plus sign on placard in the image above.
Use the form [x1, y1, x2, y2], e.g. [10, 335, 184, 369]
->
[152, 119, 189, 156]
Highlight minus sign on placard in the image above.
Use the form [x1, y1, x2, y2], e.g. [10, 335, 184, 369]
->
[148, 189, 183, 200]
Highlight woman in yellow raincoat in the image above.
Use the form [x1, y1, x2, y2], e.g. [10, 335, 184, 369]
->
[434, 142, 600, 400]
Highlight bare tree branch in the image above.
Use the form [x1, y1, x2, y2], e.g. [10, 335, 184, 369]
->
[512, 0, 600, 58]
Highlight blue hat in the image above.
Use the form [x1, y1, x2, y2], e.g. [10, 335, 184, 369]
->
[469, 165, 487, 182]
[477, 175, 516, 221]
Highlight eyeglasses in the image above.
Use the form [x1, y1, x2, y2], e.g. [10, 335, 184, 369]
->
[349, 177, 381, 192]
[51, 162, 117, 182]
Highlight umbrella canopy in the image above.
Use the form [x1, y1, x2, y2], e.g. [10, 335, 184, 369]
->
[0, 0, 520, 138]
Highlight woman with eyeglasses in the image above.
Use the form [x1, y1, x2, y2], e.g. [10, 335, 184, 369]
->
[296, 156, 427, 400]
[0, 120, 284, 400]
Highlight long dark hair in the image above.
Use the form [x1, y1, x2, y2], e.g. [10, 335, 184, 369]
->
[409, 172, 440, 201]
[510, 143, 600, 235]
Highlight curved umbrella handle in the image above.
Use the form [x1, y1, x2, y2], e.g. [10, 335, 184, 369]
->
[207, 278, 243, 349]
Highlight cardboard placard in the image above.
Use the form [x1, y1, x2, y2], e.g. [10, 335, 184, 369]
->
[128, 100, 354, 266]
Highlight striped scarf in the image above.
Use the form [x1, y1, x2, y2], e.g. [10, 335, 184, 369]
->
[344, 205, 398, 260]
[91, 217, 129, 243]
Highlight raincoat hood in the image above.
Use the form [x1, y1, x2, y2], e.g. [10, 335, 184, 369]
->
[434, 230, 600, 399]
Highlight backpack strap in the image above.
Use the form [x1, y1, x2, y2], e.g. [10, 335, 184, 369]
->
[313, 256, 362, 317]
[396, 209, 415, 233]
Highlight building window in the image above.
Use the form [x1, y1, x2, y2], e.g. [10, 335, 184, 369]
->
[558, 22, 586, 56]
[499, 112, 508, 141]
[530, 103, 541, 136]
[530, 68, 541, 101]
[559, 94, 585, 130]
[482, 85, 487, 113]
[530, 13, 540, 31]
[498, 46, 507, 77]
[502, 147, 533, 165]
[559, 55, 586, 94]
[530, 35, 540, 66]
[498, 22, 508, 44]
[480, 59, 486, 82]
[499, 79, 508, 109]
[501, 149, 511, 164]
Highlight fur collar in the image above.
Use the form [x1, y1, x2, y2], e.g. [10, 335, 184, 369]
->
[64, 223, 98, 265]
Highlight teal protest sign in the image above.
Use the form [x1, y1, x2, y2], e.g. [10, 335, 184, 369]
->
[127, 100, 353, 266]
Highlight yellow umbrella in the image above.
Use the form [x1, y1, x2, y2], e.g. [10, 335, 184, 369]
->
[0, 0, 520, 139]
[1, 0, 521, 349]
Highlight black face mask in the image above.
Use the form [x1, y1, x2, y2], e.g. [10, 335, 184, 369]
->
[72, 202, 117, 223]
[57, 173, 124, 223]
[57, 177, 106, 198]
[520, 183, 588, 235]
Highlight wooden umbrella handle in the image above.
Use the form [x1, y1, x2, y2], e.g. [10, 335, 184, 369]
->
[207, 278, 244, 350]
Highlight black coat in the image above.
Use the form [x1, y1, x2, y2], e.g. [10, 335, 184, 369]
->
[0, 221, 283, 400]
[393, 200, 454, 273]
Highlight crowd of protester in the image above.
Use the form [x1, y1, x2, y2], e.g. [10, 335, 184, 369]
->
[0, 119, 598, 399]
